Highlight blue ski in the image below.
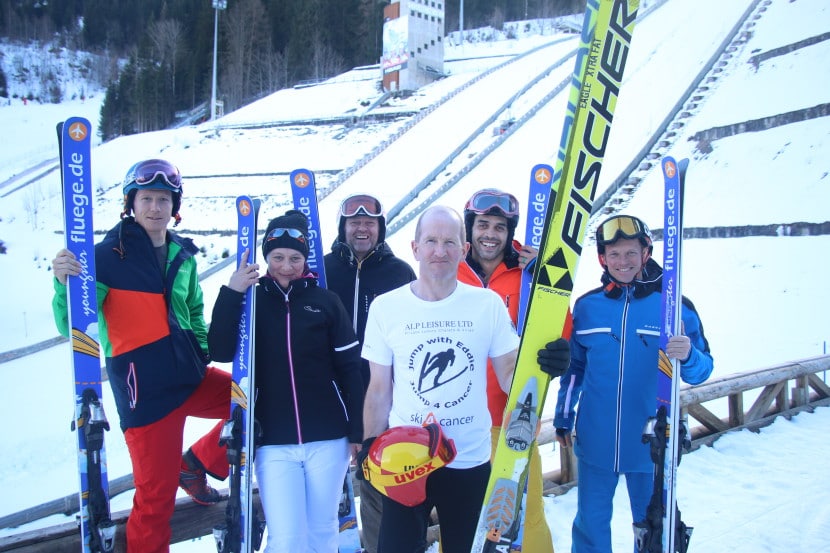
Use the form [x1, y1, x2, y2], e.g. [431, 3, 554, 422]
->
[635, 156, 692, 553]
[518, 163, 555, 333]
[290, 169, 362, 552]
[290, 169, 327, 289]
[214, 196, 265, 553]
[58, 117, 116, 553]
[656, 156, 691, 553]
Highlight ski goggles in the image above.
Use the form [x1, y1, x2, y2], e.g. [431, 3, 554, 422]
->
[266, 227, 306, 241]
[130, 159, 182, 189]
[596, 215, 650, 245]
[464, 189, 520, 217]
[339, 194, 383, 218]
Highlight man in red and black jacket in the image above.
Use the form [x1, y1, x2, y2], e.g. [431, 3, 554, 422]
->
[52, 159, 229, 553]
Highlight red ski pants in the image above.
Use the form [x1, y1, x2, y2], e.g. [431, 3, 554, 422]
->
[123, 366, 231, 553]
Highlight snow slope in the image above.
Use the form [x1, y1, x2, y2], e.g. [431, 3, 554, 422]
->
[0, 0, 828, 550]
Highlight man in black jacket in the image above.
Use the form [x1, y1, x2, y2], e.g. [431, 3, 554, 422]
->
[324, 193, 416, 553]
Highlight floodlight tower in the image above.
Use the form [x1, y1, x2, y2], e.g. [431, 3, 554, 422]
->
[211, 0, 228, 121]
[459, 0, 464, 45]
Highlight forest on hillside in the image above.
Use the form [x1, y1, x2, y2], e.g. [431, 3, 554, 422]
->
[0, 0, 585, 139]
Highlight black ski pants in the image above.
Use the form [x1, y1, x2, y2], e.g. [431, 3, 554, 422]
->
[377, 461, 489, 553]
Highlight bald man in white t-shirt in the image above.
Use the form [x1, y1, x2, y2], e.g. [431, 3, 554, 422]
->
[359, 206, 518, 553]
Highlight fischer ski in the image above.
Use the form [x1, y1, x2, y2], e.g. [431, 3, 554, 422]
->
[495, 163, 555, 552]
[57, 117, 116, 553]
[214, 196, 265, 553]
[470, 1, 640, 551]
[290, 169, 362, 553]
[634, 156, 693, 553]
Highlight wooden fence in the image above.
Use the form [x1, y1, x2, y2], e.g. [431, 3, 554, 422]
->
[545, 354, 830, 489]
[1, 355, 828, 551]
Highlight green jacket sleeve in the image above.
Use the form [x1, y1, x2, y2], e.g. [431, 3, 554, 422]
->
[185, 258, 209, 355]
[51, 278, 70, 337]
[51, 277, 109, 339]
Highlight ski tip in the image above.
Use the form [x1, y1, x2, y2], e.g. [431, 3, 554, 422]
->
[60, 118, 92, 145]
[235, 195, 261, 213]
[289, 168, 315, 190]
[60, 116, 92, 130]
[236, 196, 255, 217]
[530, 163, 554, 186]
[662, 156, 690, 178]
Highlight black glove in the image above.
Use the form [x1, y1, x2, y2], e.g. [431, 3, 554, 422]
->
[354, 437, 375, 481]
[555, 427, 572, 447]
[537, 337, 570, 379]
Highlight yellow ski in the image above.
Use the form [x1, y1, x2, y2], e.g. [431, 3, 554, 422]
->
[471, 1, 640, 550]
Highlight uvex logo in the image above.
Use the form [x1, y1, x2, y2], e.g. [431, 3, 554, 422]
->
[393, 461, 436, 483]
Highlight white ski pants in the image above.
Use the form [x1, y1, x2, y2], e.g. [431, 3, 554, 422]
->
[255, 437, 350, 553]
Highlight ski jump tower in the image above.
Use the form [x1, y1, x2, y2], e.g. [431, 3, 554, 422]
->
[381, 0, 446, 92]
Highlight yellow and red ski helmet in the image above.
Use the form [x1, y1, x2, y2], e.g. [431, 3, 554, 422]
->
[362, 423, 457, 507]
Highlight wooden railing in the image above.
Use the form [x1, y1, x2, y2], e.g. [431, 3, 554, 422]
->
[1, 355, 828, 551]
[542, 355, 830, 491]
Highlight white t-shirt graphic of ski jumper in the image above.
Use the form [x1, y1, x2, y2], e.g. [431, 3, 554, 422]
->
[362, 281, 519, 468]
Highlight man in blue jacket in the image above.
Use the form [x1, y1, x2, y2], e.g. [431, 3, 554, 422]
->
[553, 214, 713, 553]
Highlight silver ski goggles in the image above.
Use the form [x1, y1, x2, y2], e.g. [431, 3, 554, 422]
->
[266, 227, 306, 241]
[339, 194, 383, 218]
[131, 159, 182, 189]
[464, 189, 520, 218]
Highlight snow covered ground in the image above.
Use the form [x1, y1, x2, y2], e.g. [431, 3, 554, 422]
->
[0, 0, 829, 550]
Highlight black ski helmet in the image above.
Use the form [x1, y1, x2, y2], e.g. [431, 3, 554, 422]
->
[595, 214, 653, 254]
[335, 193, 387, 244]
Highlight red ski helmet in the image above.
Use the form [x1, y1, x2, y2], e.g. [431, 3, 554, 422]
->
[362, 424, 456, 507]
[463, 188, 520, 252]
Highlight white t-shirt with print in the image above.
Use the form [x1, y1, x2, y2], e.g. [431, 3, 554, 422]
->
[362, 281, 519, 468]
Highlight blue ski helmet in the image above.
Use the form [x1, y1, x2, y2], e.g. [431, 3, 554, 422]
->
[122, 159, 183, 224]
